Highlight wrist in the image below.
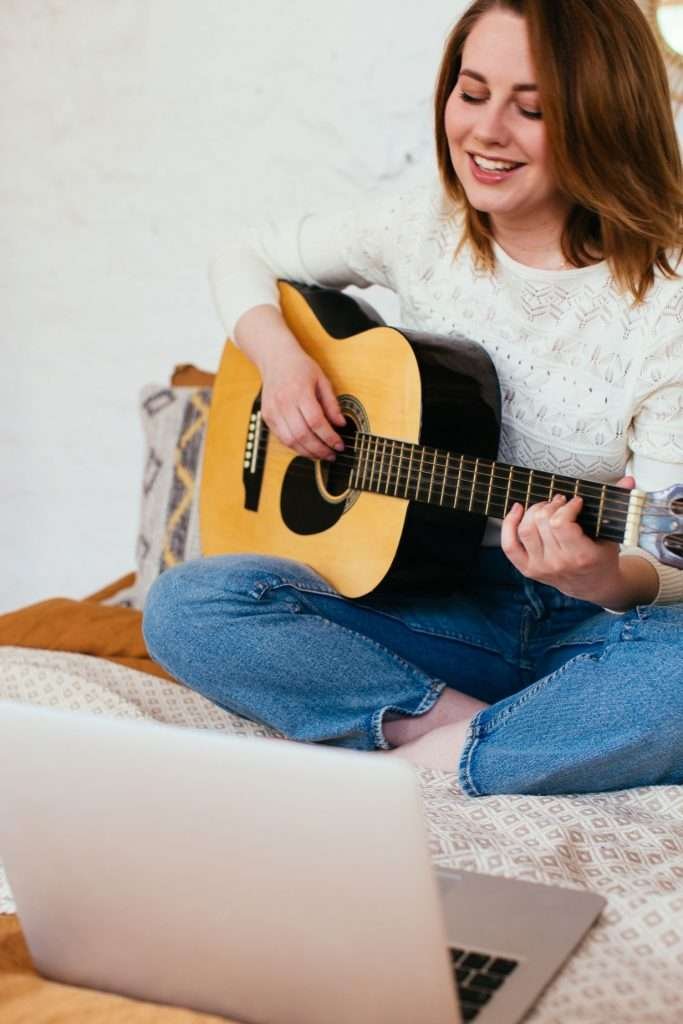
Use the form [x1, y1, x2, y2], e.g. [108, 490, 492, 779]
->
[578, 555, 660, 611]
[234, 304, 304, 378]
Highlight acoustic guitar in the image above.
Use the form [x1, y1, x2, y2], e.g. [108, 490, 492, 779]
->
[200, 281, 683, 598]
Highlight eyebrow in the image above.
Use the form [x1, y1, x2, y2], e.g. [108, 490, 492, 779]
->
[459, 68, 538, 92]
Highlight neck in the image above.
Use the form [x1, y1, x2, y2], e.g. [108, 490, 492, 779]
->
[491, 203, 571, 270]
[349, 433, 630, 543]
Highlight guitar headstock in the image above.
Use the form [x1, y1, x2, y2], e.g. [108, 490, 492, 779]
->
[636, 485, 683, 569]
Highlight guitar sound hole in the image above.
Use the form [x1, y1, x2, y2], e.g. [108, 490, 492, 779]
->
[322, 417, 358, 498]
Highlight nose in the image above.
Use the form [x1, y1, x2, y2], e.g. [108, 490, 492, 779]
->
[473, 101, 511, 148]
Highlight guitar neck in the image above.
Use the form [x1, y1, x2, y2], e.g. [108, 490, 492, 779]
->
[348, 433, 630, 543]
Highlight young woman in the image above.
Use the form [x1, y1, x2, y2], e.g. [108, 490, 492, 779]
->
[143, 0, 683, 795]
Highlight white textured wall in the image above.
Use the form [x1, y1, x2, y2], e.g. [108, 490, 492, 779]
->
[2, 1, 680, 613]
[2, 0, 468, 612]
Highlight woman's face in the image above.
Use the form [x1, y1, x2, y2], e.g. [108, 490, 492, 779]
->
[444, 9, 568, 228]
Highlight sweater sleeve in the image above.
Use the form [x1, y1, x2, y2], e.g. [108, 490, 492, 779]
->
[622, 327, 683, 605]
[208, 181, 413, 342]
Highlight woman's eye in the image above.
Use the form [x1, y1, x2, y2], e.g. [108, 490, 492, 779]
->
[458, 89, 543, 120]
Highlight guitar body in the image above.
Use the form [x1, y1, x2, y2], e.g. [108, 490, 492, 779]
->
[201, 281, 501, 597]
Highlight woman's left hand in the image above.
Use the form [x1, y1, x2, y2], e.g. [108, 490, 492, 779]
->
[500, 475, 635, 601]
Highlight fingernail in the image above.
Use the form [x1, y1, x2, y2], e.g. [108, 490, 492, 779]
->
[335, 442, 344, 451]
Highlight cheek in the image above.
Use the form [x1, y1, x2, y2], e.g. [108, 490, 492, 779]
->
[527, 127, 552, 176]
[444, 93, 468, 145]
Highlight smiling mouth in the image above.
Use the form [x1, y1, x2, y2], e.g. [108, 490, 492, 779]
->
[469, 152, 526, 171]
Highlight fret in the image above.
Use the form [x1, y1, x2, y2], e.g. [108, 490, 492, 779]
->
[367, 437, 375, 490]
[548, 473, 556, 500]
[454, 454, 464, 508]
[426, 448, 436, 504]
[350, 433, 360, 488]
[439, 452, 450, 506]
[484, 462, 495, 515]
[369, 436, 379, 491]
[416, 447, 425, 501]
[468, 458, 480, 512]
[363, 435, 372, 491]
[355, 434, 366, 489]
[395, 442, 404, 496]
[394, 439, 402, 495]
[374, 437, 382, 491]
[504, 465, 514, 517]
[387, 439, 396, 495]
[573, 478, 580, 498]
[378, 437, 388, 493]
[525, 469, 534, 509]
[404, 445, 414, 499]
[363, 434, 372, 490]
[383, 438, 392, 493]
[596, 483, 607, 535]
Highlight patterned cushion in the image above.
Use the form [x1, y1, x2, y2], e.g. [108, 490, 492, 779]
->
[131, 384, 212, 610]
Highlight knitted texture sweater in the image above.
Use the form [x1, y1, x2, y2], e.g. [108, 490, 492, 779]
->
[209, 174, 683, 605]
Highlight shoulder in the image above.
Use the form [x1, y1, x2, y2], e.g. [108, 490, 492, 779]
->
[629, 260, 683, 359]
[348, 171, 461, 234]
[647, 258, 683, 338]
[598, 256, 683, 344]
[628, 262, 683, 390]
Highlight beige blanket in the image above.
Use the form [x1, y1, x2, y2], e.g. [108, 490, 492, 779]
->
[1, 645, 681, 1023]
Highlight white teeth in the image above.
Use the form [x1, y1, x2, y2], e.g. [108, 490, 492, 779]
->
[472, 154, 520, 172]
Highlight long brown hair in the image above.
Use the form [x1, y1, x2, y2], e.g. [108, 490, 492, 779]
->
[434, 0, 683, 303]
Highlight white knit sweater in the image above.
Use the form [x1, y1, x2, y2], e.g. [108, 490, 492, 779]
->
[209, 174, 683, 605]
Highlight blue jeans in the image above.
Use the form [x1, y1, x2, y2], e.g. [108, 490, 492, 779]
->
[142, 548, 683, 796]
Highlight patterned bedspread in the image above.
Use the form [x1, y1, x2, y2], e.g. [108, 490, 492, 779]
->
[1, 645, 681, 1023]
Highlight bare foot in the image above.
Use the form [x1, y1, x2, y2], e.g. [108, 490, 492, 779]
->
[383, 687, 488, 747]
[385, 718, 473, 772]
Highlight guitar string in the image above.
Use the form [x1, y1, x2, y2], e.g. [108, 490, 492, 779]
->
[250, 435, 677, 517]
[252, 458, 678, 533]
[249, 460, 676, 543]
[345, 437, 637, 515]
[251, 428, 646, 509]
[335, 432, 676, 513]
[253, 447, 677, 518]
[247, 411, 681, 513]
[241, 448, 678, 541]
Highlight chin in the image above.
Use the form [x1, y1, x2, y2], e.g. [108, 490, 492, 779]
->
[460, 188, 508, 215]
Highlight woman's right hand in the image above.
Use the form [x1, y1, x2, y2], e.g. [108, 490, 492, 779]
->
[260, 346, 347, 461]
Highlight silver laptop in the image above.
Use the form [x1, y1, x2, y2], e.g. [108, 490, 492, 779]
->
[0, 702, 604, 1024]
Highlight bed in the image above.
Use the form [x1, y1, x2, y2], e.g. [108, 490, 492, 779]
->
[1, 365, 681, 1023]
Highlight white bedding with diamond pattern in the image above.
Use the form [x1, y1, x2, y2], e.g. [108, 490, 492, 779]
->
[0, 645, 681, 1023]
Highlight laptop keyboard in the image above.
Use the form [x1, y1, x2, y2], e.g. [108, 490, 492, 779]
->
[449, 947, 519, 1021]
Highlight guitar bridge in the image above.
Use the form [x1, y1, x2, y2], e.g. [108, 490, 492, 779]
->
[242, 392, 268, 511]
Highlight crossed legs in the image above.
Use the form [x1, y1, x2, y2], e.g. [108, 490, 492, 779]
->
[384, 688, 489, 769]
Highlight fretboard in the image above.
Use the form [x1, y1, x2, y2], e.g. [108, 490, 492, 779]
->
[348, 433, 630, 542]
